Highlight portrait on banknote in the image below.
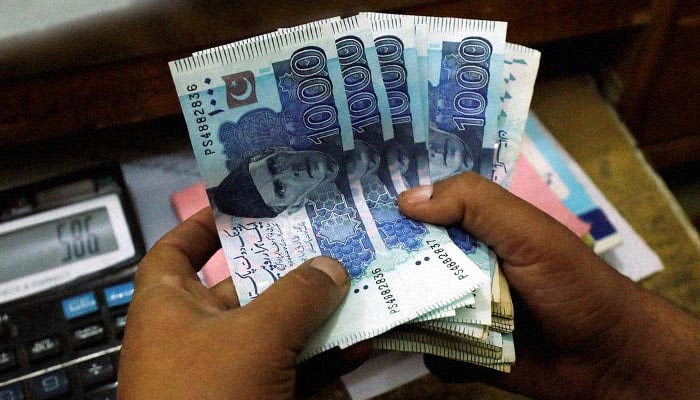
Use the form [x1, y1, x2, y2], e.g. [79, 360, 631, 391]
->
[208, 146, 339, 218]
[428, 123, 475, 181]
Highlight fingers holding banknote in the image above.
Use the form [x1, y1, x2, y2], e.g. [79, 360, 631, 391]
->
[399, 172, 700, 400]
[119, 207, 368, 400]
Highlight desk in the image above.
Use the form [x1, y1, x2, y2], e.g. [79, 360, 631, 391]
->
[304, 75, 700, 400]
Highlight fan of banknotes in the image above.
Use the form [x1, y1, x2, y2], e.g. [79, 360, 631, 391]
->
[169, 12, 541, 373]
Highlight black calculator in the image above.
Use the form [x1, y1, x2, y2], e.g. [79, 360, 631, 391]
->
[0, 163, 145, 399]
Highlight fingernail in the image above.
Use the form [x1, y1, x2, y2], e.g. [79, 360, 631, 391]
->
[401, 185, 433, 205]
[310, 256, 348, 286]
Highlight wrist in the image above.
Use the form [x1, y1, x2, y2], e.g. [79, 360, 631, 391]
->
[596, 288, 700, 400]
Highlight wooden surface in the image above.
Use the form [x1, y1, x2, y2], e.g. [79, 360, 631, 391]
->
[302, 75, 700, 399]
[615, 0, 700, 169]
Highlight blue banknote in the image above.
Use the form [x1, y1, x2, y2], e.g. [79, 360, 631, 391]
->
[492, 43, 541, 188]
[320, 16, 429, 253]
[365, 16, 429, 189]
[417, 16, 507, 323]
[324, 16, 488, 319]
[418, 17, 506, 182]
[363, 14, 503, 324]
[170, 24, 487, 358]
[417, 15, 506, 268]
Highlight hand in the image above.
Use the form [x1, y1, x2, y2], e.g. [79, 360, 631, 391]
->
[398, 173, 700, 400]
[117, 208, 368, 400]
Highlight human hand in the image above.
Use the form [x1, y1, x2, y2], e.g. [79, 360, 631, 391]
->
[398, 173, 700, 400]
[117, 208, 368, 400]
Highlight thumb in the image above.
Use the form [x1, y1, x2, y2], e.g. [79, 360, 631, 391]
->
[397, 172, 587, 267]
[242, 256, 350, 352]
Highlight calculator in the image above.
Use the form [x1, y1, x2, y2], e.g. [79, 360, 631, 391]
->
[0, 163, 145, 399]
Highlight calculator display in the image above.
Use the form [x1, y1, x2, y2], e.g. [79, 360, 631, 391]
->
[0, 207, 118, 282]
[0, 192, 136, 304]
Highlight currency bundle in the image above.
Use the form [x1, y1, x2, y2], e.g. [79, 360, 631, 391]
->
[169, 13, 541, 372]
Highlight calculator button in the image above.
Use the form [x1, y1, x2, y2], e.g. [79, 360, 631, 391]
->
[78, 355, 114, 388]
[0, 315, 16, 342]
[86, 386, 117, 400]
[0, 349, 16, 372]
[28, 337, 62, 362]
[73, 324, 105, 348]
[103, 282, 134, 308]
[29, 369, 70, 400]
[111, 352, 120, 371]
[0, 382, 24, 400]
[113, 314, 127, 336]
[62, 291, 98, 320]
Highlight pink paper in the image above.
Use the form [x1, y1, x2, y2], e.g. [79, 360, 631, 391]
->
[171, 182, 231, 287]
[510, 156, 591, 237]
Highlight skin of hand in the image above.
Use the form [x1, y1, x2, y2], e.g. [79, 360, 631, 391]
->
[398, 173, 700, 400]
[117, 208, 369, 400]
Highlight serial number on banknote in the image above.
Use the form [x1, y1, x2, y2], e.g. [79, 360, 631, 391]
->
[371, 268, 400, 314]
[426, 240, 469, 280]
[186, 84, 216, 156]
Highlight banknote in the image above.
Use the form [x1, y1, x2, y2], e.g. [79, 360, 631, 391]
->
[170, 23, 487, 358]
[491, 43, 541, 187]
[192, 16, 343, 57]
[374, 329, 514, 369]
[317, 15, 489, 323]
[414, 23, 431, 185]
[412, 16, 507, 181]
[364, 15, 429, 189]
[375, 15, 500, 264]
[380, 327, 503, 358]
[416, 15, 507, 281]
[364, 14, 476, 323]
[412, 294, 476, 322]
[373, 25, 531, 370]
[416, 16, 506, 298]
[440, 289, 492, 326]
[492, 268, 513, 319]
[365, 14, 502, 329]
[417, 320, 488, 341]
[282, 16, 493, 293]
[491, 261, 502, 303]
[413, 307, 456, 321]
[431, 43, 540, 327]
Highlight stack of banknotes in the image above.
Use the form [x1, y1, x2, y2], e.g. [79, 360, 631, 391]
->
[169, 13, 541, 372]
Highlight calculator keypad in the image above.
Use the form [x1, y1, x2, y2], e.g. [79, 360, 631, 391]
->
[0, 276, 134, 399]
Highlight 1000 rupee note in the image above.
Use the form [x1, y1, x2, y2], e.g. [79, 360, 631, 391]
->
[364, 14, 504, 331]
[170, 24, 487, 359]
[375, 329, 515, 371]
[321, 16, 489, 324]
[376, 42, 540, 368]
[492, 43, 541, 187]
[364, 15, 430, 189]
